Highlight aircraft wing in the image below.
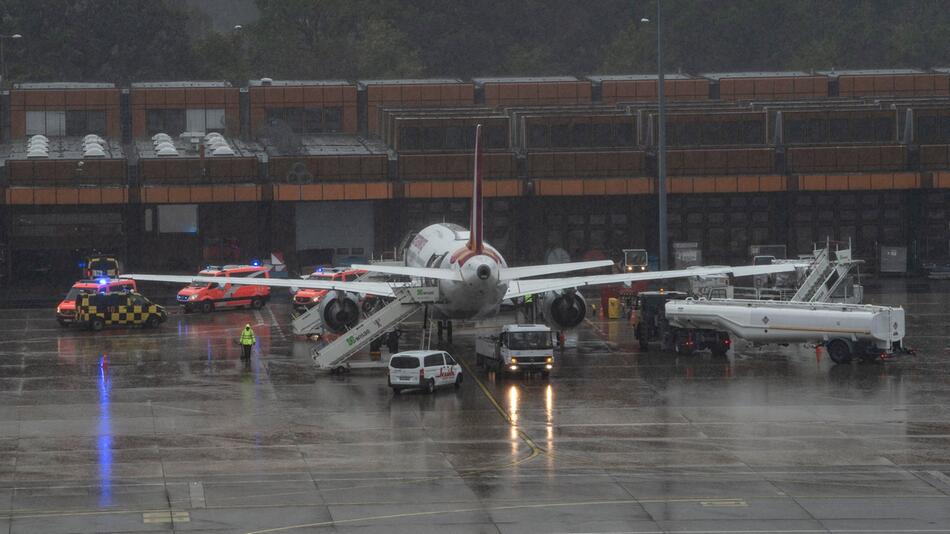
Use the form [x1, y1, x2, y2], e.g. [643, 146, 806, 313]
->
[122, 274, 398, 297]
[503, 263, 806, 299]
[499, 259, 614, 280]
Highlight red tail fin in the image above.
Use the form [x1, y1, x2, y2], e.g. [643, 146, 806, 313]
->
[468, 124, 484, 254]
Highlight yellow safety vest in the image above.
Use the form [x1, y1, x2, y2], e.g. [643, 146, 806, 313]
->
[240, 328, 256, 346]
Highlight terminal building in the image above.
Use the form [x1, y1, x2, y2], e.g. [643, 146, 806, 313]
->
[1, 69, 948, 283]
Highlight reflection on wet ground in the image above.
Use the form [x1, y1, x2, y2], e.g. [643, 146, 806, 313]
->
[0, 278, 948, 532]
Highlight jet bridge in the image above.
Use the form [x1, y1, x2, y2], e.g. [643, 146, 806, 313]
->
[310, 286, 440, 371]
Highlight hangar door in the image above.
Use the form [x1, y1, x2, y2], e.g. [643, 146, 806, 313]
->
[295, 201, 374, 266]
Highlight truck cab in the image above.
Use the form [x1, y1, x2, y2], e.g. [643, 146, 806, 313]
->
[84, 256, 121, 279]
[634, 290, 731, 356]
[622, 249, 649, 272]
[177, 264, 270, 313]
[475, 324, 554, 376]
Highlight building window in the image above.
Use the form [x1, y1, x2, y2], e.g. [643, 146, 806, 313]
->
[528, 124, 549, 148]
[186, 108, 226, 133]
[147, 109, 186, 136]
[64, 110, 107, 136]
[265, 106, 343, 134]
[399, 127, 420, 150]
[26, 110, 66, 136]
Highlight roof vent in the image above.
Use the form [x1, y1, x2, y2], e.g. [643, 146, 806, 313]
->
[156, 146, 179, 156]
[83, 146, 106, 158]
[205, 132, 224, 142]
[83, 134, 105, 145]
[152, 133, 172, 143]
[26, 149, 49, 158]
[212, 145, 235, 156]
[260, 77, 273, 86]
[30, 134, 49, 143]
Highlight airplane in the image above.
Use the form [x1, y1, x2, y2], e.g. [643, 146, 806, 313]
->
[125, 125, 802, 341]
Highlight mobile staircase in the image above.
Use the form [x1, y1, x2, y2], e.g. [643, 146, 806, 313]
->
[310, 286, 440, 372]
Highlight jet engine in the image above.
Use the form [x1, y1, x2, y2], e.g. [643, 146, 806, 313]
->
[318, 291, 361, 333]
[541, 290, 587, 329]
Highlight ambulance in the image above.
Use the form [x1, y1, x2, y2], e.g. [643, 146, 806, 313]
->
[75, 292, 167, 331]
[292, 267, 366, 313]
[57, 278, 137, 326]
[177, 264, 271, 313]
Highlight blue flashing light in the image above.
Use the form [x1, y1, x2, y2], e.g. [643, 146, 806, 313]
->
[250, 259, 262, 267]
[98, 278, 109, 285]
[316, 267, 324, 273]
[78, 261, 87, 268]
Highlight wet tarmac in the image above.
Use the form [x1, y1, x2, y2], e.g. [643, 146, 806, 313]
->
[0, 278, 949, 533]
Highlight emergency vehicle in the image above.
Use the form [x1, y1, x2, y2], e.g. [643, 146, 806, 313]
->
[75, 292, 167, 331]
[293, 268, 366, 313]
[83, 255, 121, 279]
[57, 278, 137, 326]
[388, 350, 463, 394]
[177, 264, 271, 313]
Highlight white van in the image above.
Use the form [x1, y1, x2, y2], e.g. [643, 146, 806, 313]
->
[388, 350, 463, 394]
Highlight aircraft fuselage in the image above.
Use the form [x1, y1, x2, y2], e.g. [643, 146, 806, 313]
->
[404, 223, 509, 320]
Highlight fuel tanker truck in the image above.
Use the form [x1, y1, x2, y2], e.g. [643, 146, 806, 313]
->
[635, 292, 906, 364]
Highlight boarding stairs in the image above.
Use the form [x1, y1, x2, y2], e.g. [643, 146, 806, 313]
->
[791, 244, 861, 303]
[310, 286, 440, 371]
[292, 304, 325, 336]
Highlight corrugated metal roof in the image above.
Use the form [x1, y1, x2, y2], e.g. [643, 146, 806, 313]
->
[359, 78, 464, 86]
[248, 79, 351, 87]
[131, 81, 232, 88]
[587, 74, 693, 82]
[14, 82, 116, 89]
[702, 71, 814, 80]
[817, 68, 926, 76]
[473, 76, 579, 84]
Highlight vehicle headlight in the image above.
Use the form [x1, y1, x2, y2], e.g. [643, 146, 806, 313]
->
[188, 294, 198, 301]
[510, 357, 518, 363]
[546, 356, 553, 363]
[56, 307, 61, 314]
[311, 297, 320, 302]
[509, 365, 518, 371]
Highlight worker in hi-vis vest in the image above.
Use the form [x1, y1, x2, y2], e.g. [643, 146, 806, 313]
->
[239, 324, 256, 364]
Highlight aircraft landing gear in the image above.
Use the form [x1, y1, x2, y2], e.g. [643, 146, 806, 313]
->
[436, 320, 454, 344]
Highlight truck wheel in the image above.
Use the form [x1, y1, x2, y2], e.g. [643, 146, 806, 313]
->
[90, 318, 104, 332]
[827, 340, 852, 364]
[251, 297, 264, 310]
[392, 387, 402, 395]
[145, 315, 160, 329]
[425, 378, 436, 394]
[200, 300, 214, 314]
[476, 354, 483, 367]
[454, 374, 463, 389]
[57, 319, 69, 328]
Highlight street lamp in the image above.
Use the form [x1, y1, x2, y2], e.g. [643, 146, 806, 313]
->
[0, 33, 23, 87]
[640, 5, 668, 270]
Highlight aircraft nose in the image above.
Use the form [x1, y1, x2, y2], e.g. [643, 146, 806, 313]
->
[476, 264, 492, 280]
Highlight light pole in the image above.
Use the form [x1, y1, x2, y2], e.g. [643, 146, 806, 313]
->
[0, 33, 22, 87]
[641, 3, 668, 270]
